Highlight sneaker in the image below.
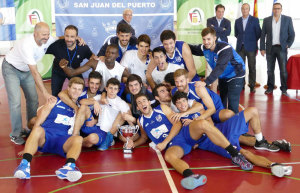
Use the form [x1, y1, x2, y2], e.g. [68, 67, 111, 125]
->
[55, 163, 82, 182]
[97, 132, 114, 151]
[20, 128, 31, 138]
[282, 91, 289, 96]
[14, 159, 30, 179]
[272, 139, 291, 152]
[231, 153, 253, 171]
[264, 89, 273, 94]
[250, 87, 256, 93]
[271, 163, 293, 177]
[10, 135, 25, 145]
[254, 137, 280, 152]
[181, 174, 207, 190]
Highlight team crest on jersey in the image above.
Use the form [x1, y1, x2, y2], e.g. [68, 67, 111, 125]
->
[214, 56, 218, 63]
[175, 56, 181, 62]
[155, 114, 162, 122]
[192, 114, 199, 119]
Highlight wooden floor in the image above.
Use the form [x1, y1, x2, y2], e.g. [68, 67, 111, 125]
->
[0, 57, 300, 193]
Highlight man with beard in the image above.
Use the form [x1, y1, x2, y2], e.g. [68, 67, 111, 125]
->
[172, 69, 234, 123]
[2, 22, 57, 145]
[97, 23, 137, 63]
[46, 25, 94, 96]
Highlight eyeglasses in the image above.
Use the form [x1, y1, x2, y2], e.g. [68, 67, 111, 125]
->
[124, 14, 132, 16]
[273, 8, 281, 10]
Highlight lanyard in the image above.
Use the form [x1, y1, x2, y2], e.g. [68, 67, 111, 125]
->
[66, 45, 77, 67]
[145, 54, 150, 65]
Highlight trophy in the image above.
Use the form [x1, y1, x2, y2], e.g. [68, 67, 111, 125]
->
[118, 125, 139, 154]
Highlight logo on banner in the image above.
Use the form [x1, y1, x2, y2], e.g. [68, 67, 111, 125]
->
[78, 18, 84, 29]
[92, 27, 98, 37]
[102, 20, 117, 34]
[27, 9, 43, 26]
[57, 0, 69, 10]
[188, 8, 204, 26]
[147, 20, 153, 30]
[160, 0, 171, 9]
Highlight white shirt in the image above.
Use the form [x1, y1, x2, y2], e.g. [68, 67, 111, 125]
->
[151, 63, 182, 84]
[5, 35, 56, 71]
[272, 15, 281, 45]
[97, 95, 130, 133]
[95, 61, 125, 91]
[120, 50, 150, 83]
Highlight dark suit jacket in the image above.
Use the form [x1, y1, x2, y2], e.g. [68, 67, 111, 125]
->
[117, 19, 135, 36]
[234, 15, 261, 52]
[260, 15, 295, 54]
[207, 16, 231, 42]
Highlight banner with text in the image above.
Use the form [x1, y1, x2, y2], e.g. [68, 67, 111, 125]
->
[177, 0, 214, 76]
[55, 0, 174, 55]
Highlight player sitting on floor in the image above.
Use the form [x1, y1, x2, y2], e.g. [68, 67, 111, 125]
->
[71, 78, 136, 150]
[126, 93, 253, 190]
[14, 77, 85, 182]
[172, 91, 292, 177]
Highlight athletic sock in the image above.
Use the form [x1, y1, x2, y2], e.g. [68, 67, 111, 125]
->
[23, 153, 33, 163]
[225, 144, 239, 157]
[66, 158, 76, 164]
[183, 169, 194, 178]
[255, 133, 263, 142]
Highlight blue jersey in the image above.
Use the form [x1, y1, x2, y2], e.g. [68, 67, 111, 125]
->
[189, 41, 245, 85]
[172, 82, 224, 111]
[78, 87, 101, 117]
[161, 41, 200, 81]
[139, 105, 172, 144]
[41, 97, 75, 136]
[181, 112, 200, 123]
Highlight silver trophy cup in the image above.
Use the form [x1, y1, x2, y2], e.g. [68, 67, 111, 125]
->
[118, 125, 139, 154]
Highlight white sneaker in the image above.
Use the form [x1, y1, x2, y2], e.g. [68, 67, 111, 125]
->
[271, 164, 293, 177]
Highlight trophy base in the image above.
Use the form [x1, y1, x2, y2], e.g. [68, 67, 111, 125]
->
[123, 148, 133, 154]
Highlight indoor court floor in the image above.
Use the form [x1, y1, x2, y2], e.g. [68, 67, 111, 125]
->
[0, 57, 300, 193]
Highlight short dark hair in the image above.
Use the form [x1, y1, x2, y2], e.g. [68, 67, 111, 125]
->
[107, 44, 119, 52]
[152, 83, 167, 97]
[215, 4, 225, 12]
[201, 27, 216, 37]
[273, 2, 282, 8]
[134, 92, 149, 103]
[116, 23, 133, 34]
[152, 47, 166, 57]
[164, 72, 175, 86]
[65, 25, 78, 36]
[106, 78, 120, 89]
[127, 74, 143, 86]
[160, 30, 176, 42]
[172, 91, 188, 105]
[88, 71, 102, 82]
[138, 34, 151, 46]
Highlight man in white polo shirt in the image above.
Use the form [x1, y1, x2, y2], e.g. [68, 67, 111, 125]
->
[2, 22, 56, 145]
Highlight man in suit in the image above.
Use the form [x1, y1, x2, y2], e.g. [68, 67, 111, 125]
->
[260, 2, 295, 95]
[117, 8, 135, 37]
[207, 4, 231, 43]
[235, 3, 261, 93]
